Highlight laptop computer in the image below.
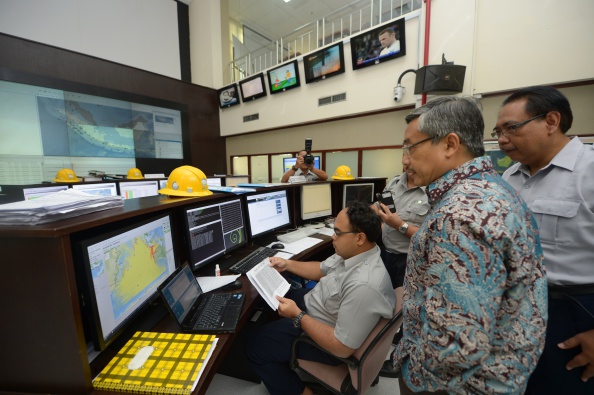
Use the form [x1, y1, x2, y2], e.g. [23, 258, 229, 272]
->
[158, 263, 244, 333]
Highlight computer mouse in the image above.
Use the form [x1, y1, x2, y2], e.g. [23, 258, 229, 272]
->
[221, 278, 243, 291]
[271, 243, 285, 250]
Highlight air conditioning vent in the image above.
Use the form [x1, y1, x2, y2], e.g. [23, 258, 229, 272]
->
[332, 92, 347, 102]
[318, 96, 332, 106]
[318, 92, 347, 106]
[243, 113, 259, 122]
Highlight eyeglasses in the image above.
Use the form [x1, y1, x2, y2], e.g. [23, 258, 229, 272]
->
[402, 137, 433, 156]
[333, 229, 359, 237]
[491, 113, 546, 139]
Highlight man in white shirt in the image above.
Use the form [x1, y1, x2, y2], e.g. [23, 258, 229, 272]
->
[379, 28, 400, 57]
[496, 85, 594, 394]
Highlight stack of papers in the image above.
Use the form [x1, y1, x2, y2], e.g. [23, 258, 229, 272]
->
[0, 189, 124, 225]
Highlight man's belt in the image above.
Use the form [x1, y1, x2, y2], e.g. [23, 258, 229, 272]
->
[549, 284, 594, 299]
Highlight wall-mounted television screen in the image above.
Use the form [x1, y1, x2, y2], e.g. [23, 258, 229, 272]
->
[350, 18, 406, 71]
[266, 60, 301, 94]
[239, 73, 267, 102]
[217, 83, 241, 108]
[303, 42, 345, 84]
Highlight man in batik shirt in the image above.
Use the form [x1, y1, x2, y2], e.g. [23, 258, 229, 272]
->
[393, 96, 547, 395]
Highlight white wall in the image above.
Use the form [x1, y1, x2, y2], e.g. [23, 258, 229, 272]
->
[0, 0, 181, 79]
[474, 0, 594, 93]
[219, 13, 425, 137]
[220, 0, 594, 137]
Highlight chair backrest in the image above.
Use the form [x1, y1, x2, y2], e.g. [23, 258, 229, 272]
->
[292, 288, 403, 395]
[348, 310, 403, 393]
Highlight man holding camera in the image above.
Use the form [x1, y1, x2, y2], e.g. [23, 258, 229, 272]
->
[281, 149, 328, 182]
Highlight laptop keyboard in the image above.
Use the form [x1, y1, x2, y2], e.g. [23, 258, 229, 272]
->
[229, 247, 278, 274]
[193, 294, 230, 330]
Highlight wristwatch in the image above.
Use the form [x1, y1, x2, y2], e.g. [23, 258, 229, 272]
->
[292, 166, 298, 171]
[398, 222, 409, 234]
[293, 311, 306, 329]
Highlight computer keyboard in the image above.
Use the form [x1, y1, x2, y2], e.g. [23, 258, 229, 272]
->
[229, 246, 278, 275]
[277, 227, 320, 244]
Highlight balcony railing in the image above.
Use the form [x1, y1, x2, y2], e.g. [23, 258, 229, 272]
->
[229, 0, 422, 82]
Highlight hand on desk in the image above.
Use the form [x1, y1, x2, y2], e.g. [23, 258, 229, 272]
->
[275, 295, 300, 319]
[559, 328, 594, 382]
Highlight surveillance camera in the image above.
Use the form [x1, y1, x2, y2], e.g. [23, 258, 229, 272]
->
[394, 85, 405, 102]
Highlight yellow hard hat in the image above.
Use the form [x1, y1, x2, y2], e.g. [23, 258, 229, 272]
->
[158, 166, 213, 197]
[53, 168, 81, 183]
[332, 165, 354, 180]
[127, 167, 144, 180]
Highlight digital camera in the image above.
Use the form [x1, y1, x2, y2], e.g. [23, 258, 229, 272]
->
[304, 138, 314, 165]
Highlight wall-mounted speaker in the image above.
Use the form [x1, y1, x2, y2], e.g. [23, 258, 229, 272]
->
[414, 65, 466, 94]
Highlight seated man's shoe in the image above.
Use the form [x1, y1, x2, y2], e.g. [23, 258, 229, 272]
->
[379, 359, 401, 378]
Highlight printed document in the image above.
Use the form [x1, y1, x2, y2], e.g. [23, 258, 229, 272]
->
[246, 259, 290, 310]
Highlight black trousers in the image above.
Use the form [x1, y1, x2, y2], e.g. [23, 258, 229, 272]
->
[525, 292, 594, 395]
[380, 247, 407, 289]
[245, 288, 342, 395]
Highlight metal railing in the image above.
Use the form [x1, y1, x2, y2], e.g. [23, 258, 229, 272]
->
[229, 0, 422, 82]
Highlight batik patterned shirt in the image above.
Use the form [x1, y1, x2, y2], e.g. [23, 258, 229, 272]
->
[394, 156, 547, 394]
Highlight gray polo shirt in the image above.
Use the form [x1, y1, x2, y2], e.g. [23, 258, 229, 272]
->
[503, 137, 594, 285]
[382, 174, 430, 254]
[294, 168, 319, 181]
[304, 245, 395, 349]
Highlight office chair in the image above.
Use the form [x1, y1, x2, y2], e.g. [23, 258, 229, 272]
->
[290, 292, 403, 395]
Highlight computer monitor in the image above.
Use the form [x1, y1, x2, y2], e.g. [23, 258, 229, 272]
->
[184, 197, 247, 271]
[76, 213, 177, 351]
[225, 176, 250, 187]
[118, 180, 159, 199]
[301, 183, 332, 221]
[343, 183, 375, 208]
[71, 182, 118, 196]
[283, 157, 320, 172]
[207, 177, 222, 187]
[22, 185, 69, 200]
[244, 189, 292, 239]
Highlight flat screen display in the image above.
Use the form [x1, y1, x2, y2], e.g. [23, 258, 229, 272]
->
[185, 197, 247, 271]
[343, 183, 375, 207]
[267, 60, 301, 94]
[303, 42, 345, 84]
[71, 182, 118, 196]
[245, 189, 291, 238]
[22, 185, 69, 200]
[118, 180, 159, 199]
[239, 73, 267, 102]
[301, 183, 332, 221]
[350, 18, 406, 70]
[79, 214, 177, 350]
[217, 83, 241, 108]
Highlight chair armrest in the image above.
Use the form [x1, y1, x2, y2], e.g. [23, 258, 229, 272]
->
[290, 333, 358, 370]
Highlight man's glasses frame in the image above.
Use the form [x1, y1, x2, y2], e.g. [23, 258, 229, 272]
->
[402, 136, 433, 156]
[491, 113, 546, 139]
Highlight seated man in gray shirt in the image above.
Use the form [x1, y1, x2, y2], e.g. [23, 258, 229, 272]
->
[246, 201, 396, 395]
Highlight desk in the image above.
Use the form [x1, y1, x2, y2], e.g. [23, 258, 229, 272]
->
[90, 234, 333, 395]
[0, 180, 376, 394]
